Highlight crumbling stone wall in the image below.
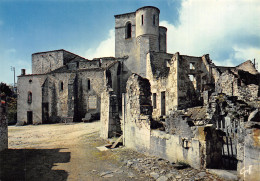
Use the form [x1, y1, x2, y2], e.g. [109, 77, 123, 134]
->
[207, 93, 259, 174]
[100, 89, 121, 139]
[201, 54, 220, 85]
[236, 60, 258, 75]
[164, 111, 223, 169]
[0, 102, 8, 152]
[146, 52, 177, 118]
[100, 90, 110, 139]
[237, 111, 260, 181]
[216, 69, 259, 105]
[207, 93, 254, 126]
[177, 55, 202, 109]
[146, 52, 218, 119]
[123, 74, 152, 151]
[123, 74, 222, 169]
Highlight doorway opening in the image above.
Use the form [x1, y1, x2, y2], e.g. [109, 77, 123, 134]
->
[27, 111, 33, 124]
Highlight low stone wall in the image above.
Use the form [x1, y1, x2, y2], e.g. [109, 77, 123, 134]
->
[123, 116, 222, 169]
[0, 103, 8, 152]
[150, 129, 202, 169]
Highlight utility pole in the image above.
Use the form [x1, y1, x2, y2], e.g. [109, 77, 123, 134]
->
[10, 66, 16, 94]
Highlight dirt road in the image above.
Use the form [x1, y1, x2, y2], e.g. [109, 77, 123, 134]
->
[0, 122, 149, 181]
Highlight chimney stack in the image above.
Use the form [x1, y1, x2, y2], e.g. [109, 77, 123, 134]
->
[21, 69, 26, 75]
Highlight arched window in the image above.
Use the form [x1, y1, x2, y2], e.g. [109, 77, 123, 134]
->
[28, 91, 32, 104]
[125, 22, 132, 39]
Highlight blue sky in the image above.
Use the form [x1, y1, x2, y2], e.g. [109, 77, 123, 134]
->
[0, 0, 259, 84]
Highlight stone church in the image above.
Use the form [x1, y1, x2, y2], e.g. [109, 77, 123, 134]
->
[17, 6, 258, 125]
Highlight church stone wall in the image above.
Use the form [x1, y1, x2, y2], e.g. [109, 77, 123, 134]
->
[32, 50, 64, 74]
[115, 13, 138, 76]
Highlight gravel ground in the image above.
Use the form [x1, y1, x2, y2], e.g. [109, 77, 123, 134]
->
[0, 121, 228, 181]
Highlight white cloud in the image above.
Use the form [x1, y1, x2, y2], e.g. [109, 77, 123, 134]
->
[84, 29, 115, 59]
[161, 0, 260, 68]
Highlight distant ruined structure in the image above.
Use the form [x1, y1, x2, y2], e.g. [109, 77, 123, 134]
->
[16, 6, 259, 180]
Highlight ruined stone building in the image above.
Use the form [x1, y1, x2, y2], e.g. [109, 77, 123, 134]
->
[17, 50, 125, 124]
[17, 6, 259, 180]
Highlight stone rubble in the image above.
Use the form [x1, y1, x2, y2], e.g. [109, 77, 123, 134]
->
[122, 156, 226, 181]
[96, 146, 230, 180]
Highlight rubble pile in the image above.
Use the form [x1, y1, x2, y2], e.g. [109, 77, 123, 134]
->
[125, 156, 223, 181]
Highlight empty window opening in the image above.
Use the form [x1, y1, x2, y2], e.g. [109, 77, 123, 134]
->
[189, 74, 195, 81]
[126, 22, 132, 39]
[153, 14, 156, 25]
[28, 91, 32, 104]
[165, 59, 170, 67]
[88, 79, 91, 90]
[29, 79, 32, 83]
[161, 91, 165, 115]
[237, 79, 241, 86]
[152, 93, 157, 109]
[141, 15, 144, 25]
[106, 71, 112, 88]
[190, 62, 195, 70]
[117, 63, 121, 75]
[60, 81, 64, 91]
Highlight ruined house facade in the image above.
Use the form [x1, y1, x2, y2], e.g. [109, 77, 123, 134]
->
[104, 6, 260, 181]
[17, 6, 259, 180]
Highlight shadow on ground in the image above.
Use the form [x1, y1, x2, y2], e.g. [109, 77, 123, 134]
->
[0, 148, 70, 181]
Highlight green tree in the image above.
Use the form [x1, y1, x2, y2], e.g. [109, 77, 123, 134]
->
[0, 82, 12, 97]
[0, 82, 17, 124]
[6, 97, 17, 124]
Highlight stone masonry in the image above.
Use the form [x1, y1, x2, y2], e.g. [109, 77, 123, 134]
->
[100, 6, 259, 181]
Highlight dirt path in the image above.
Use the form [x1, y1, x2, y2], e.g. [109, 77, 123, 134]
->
[1, 122, 227, 181]
[1, 122, 149, 181]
